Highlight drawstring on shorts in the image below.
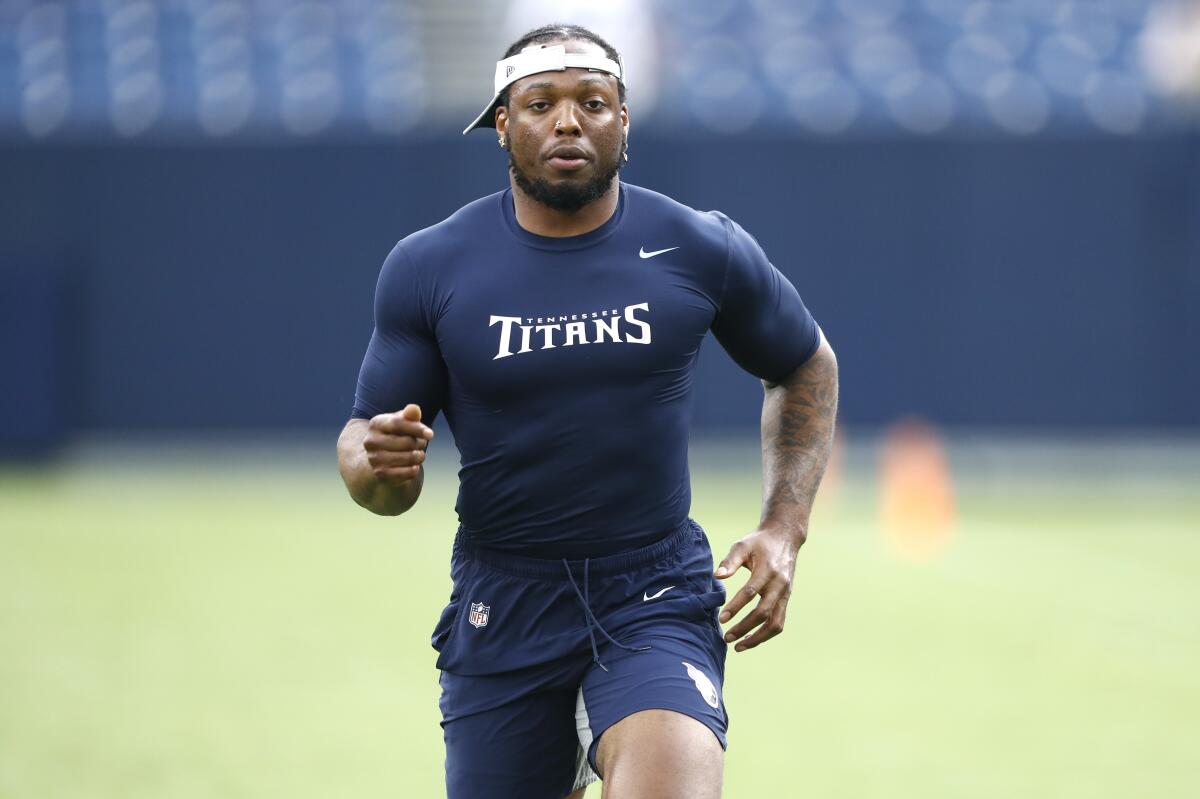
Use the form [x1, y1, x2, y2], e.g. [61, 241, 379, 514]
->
[562, 557, 651, 672]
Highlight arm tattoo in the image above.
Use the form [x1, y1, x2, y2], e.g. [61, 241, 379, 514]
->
[759, 343, 839, 542]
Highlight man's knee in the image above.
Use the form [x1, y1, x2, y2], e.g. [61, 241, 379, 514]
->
[596, 709, 723, 799]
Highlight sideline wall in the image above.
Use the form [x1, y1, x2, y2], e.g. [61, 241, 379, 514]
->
[2, 134, 1197, 448]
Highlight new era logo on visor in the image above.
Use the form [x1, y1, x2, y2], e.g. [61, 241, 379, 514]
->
[506, 65, 515, 77]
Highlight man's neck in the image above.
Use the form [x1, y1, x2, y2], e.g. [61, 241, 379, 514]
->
[509, 179, 620, 238]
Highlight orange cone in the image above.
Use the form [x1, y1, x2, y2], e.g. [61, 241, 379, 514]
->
[878, 418, 956, 561]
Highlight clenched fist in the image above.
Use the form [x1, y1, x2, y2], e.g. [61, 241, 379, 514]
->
[364, 403, 434, 485]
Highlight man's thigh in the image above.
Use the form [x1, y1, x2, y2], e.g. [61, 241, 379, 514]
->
[597, 709, 723, 799]
[443, 679, 593, 799]
[576, 633, 728, 788]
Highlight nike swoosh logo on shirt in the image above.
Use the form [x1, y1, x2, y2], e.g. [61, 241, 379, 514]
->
[643, 586, 676, 601]
[639, 246, 679, 259]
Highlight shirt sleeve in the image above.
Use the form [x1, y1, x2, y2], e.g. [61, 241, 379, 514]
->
[351, 243, 449, 422]
[710, 214, 820, 383]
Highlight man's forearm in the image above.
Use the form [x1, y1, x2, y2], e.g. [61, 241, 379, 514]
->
[337, 419, 424, 516]
[759, 334, 839, 542]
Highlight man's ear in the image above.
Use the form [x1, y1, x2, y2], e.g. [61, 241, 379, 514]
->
[495, 106, 509, 138]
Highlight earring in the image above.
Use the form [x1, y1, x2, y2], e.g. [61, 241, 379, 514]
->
[623, 145, 629, 163]
[498, 136, 507, 149]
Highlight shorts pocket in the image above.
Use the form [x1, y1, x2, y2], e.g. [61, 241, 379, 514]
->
[431, 595, 462, 653]
[686, 582, 724, 634]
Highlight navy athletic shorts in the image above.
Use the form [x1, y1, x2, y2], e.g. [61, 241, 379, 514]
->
[432, 518, 729, 799]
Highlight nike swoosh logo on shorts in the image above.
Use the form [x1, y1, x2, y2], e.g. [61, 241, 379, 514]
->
[639, 246, 679, 259]
[643, 585, 675, 601]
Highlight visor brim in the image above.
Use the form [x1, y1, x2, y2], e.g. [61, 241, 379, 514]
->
[462, 93, 502, 135]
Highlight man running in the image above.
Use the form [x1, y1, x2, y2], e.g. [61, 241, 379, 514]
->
[337, 24, 839, 799]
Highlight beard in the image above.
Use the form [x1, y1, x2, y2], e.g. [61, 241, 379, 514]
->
[509, 134, 625, 212]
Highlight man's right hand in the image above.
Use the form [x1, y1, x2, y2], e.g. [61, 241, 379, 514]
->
[363, 403, 434, 485]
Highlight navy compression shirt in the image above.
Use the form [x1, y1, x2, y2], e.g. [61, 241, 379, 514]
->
[352, 182, 820, 558]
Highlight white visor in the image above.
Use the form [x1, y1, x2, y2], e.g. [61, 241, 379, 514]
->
[463, 44, 623, 135]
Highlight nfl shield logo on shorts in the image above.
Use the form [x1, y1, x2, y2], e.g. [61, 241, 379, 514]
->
[468, 602, 490, 629]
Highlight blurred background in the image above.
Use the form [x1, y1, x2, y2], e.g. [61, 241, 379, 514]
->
[2, 0, 1198, 797]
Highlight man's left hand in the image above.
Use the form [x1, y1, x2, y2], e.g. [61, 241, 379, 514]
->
[714, 526, 804, 652]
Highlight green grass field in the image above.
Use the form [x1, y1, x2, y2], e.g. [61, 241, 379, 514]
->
[2, 443, 1198, 797]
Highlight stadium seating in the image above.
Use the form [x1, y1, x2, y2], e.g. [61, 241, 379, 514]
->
[0, 0, 1171, 138]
